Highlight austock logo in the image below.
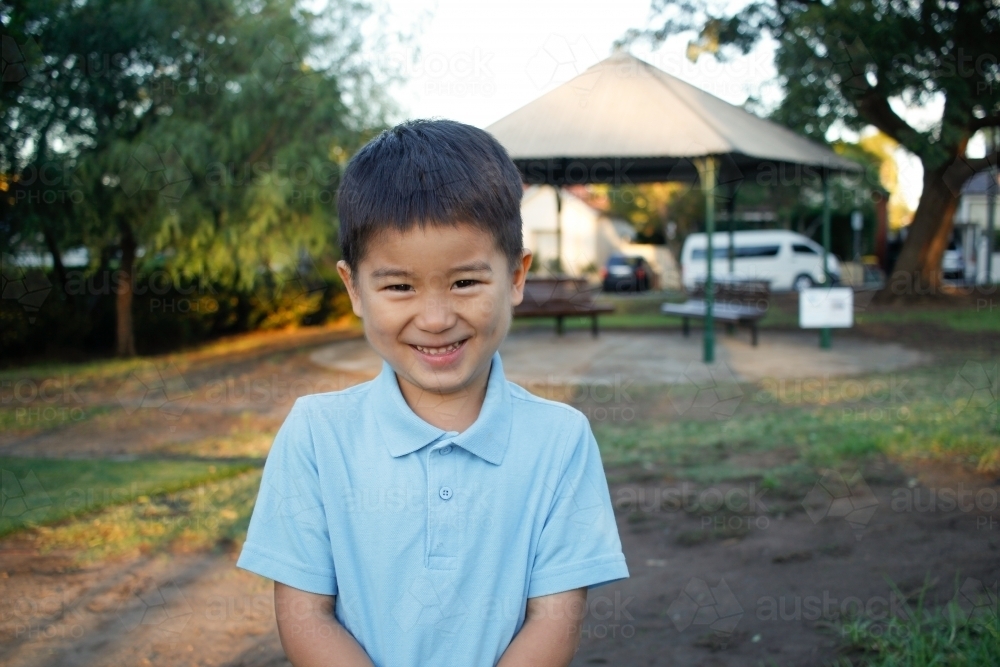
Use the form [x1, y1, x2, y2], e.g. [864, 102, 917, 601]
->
[115, 362, 193, 422]
[117, 144, 193, 203]
[945, 360, 999, 430]
[802, 470, 879, 539]
[667, 577, 744, 637]
[953, 577, 998, 629]
[1, 468, 52, 520]
[252, 36, 318, 95]
[1, 253, 53, 323]
[667, 360, 744, 419]
[392, 576, 468, 634]
[116, 581, 193, 643]
[0, 34, 42, 87]
[524, 34, 599, 92]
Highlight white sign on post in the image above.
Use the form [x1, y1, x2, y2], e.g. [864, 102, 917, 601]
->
[799, 287, 854, 328]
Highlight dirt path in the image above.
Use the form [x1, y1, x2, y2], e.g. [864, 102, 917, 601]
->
[0, 327, 370, 459]
[0, 538, 285, 667]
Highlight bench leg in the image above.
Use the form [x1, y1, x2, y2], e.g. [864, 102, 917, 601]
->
[591, 315, 599, 338]
[682, 317, 690, 337]
[556, 316, 564, 336]
[751, 322, 758, 347]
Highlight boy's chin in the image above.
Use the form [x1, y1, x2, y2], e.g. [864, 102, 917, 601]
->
[393, 345, 492, 392]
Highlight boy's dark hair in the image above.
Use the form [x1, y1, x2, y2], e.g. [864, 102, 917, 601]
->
[337, 119, 524, 279]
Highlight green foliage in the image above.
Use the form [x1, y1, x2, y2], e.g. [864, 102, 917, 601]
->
[0, 258, 354, 359]
[1, 0, 393, 358]
[834, 579, 1000, 667]
[0, 456, 256, 537]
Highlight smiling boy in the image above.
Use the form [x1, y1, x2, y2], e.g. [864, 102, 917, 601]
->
[237, 119, 629, 667]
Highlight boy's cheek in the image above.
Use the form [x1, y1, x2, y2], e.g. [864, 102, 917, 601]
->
[465, 291, 508, 319]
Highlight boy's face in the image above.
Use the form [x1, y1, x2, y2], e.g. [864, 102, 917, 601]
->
[337, 223, 532, 401]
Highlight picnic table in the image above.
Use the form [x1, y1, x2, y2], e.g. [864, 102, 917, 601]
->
[514, 275, 615, 337]
[661, 279, 770, 346]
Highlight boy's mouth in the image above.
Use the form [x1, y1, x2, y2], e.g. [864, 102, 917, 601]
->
[410, 338, 468, 356]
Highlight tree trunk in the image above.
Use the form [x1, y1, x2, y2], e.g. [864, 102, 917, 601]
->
[115, 220, 137, 357]
[41, 226, 67, 296]
[882, 162, 960, 298]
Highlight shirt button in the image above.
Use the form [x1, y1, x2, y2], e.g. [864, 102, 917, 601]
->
[439, 445, 453, 455]
[439, 486, 453, 500]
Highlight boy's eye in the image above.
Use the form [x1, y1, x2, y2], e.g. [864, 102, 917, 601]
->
[386, 284, 412, 292]
[454, 279, 479, 288]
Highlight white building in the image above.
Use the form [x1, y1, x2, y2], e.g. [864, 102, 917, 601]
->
[953, 170, 1000, 283]
[520, 185, 680, 289]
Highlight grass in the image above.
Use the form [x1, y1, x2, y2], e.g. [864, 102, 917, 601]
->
[0, 403, 114, 435]
[0, 456, 259, 538]
[591, 362, 1000, 485]
[590, 290, 1000, 334]
[832, 579, 1000, 667]
[32, 469, 263, 562]
[856, 307, 1000, 333]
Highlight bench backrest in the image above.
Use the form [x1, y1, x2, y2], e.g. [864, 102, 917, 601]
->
[517, 276, 599, 310]
[692, 279, 770, 312]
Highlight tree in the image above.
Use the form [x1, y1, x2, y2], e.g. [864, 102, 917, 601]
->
[623, 0, 1000, 292]
[2, 0, 392, 356]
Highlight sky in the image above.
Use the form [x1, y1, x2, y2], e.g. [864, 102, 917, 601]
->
[369, 0, 983, 212]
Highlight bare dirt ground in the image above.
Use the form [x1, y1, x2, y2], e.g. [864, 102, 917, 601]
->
[1, 319, 998, 667]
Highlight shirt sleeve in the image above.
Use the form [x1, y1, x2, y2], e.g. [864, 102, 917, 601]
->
[237, 400, 338, 595]
[527, 413, 630, 598]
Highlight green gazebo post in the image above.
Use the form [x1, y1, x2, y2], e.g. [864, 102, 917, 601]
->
[698, 156, 717, 363]
[820, 169, 832, 350]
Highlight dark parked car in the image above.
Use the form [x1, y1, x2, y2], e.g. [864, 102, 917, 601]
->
[601, 255, 652, 293]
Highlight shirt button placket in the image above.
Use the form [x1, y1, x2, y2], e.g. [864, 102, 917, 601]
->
[428, 438, 458, 567]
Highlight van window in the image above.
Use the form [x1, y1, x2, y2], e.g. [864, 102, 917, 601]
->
[690, 244, 780, 260]
[793, 244, 818, 255]
[690, 247, 728, 260]
[736, 244, 781, 258]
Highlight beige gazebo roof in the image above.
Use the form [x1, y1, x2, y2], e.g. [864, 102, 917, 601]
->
[486, 50, 859, 183]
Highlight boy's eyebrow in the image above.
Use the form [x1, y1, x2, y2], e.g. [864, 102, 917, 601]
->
[369, 261, 493, 280]
[449, 261, 493, 274]
[370, 267, 414, 279]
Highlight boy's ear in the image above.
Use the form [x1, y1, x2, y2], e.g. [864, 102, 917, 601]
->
[336, 260, 364, 319]
[509, 248, 533, 307]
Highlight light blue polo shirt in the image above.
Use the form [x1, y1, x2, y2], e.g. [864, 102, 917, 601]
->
[237, 349, 629, 666]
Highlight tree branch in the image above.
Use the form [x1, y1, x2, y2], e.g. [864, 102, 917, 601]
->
[960, 149, 1000, 174]
[970, 115, 1000, 132]
[854, 87, 923, 154]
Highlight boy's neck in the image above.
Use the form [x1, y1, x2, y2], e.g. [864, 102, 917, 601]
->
[394, 362, 491, 434]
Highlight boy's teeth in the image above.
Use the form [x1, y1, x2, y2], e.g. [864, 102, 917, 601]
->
[415, 340, 463, 355]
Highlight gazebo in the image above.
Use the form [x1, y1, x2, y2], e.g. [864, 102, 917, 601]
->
[487, 50, 861, 362]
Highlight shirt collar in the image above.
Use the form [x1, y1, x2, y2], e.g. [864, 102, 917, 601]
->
[371, 350, 514, 466]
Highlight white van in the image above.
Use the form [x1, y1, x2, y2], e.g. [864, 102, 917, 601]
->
[680, 230, 841, 292]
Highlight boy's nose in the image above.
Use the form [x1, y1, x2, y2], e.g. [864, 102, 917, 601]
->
[414, 294, 458, 333]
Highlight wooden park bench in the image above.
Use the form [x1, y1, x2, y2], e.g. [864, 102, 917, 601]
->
[514, 275, 615, 337]
[660, 279, 770, 346]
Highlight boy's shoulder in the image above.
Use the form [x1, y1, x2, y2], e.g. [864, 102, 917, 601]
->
[286, 377, 375, 417]
[507, 380, 586, 424]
